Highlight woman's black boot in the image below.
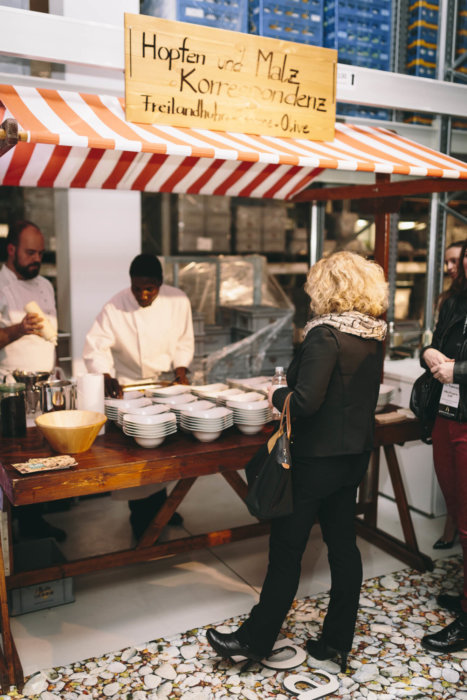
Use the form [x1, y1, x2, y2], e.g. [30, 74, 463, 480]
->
[306, 638, 349, 673]
[206, 628, 263, 663]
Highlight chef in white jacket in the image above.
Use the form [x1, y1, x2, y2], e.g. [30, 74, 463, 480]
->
[83, 253, 194, 538]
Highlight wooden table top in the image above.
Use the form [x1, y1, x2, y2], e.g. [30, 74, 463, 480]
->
[0, 424, 272, 507]
[0, 409, 421, 507]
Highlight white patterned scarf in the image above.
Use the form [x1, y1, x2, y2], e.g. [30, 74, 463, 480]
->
[303, 310, 387, 341]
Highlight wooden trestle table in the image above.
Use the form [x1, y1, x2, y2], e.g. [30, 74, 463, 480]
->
[0, 411, 432, 692]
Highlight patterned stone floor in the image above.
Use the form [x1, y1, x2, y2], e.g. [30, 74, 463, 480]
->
[3, 556, 466, 700]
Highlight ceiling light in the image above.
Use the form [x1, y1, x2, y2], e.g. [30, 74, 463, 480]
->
[398, 221, 416, 230]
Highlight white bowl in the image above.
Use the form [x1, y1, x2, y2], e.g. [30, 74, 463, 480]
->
[134, 435, 166, 448]
[236, 423, 264, 435]
[191, 429, 222, 442]
[376, 383, 395, 412]
[123, 404, 169, 416]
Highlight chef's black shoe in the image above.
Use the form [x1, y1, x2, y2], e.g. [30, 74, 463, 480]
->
[129, 490, 184, 539]
[437, 593, 463, 614]
[19, 516, 67, 543]
[421, 613, 467, 653]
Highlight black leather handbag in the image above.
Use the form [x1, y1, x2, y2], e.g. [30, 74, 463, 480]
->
[244, 393, 293, 520]
[409, 370, 442, 444]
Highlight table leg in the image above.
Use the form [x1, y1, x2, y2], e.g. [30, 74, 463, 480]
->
[0, 521, 24, 692]
[383, 444, 419, 553]
[355, 444, 433, 572]
[137, 477, 197, 549]
[221, 470, 248, 501]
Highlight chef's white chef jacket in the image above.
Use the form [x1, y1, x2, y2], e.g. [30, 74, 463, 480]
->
[83, 284, 194, 384]
[0, 265, 57, 376]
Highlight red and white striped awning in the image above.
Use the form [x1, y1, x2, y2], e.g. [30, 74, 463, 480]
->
[1, 84, 467, 199]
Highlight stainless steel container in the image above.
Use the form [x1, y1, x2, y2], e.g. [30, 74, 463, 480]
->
[13, 370, 51, 417]
[41, 380, 76, 413]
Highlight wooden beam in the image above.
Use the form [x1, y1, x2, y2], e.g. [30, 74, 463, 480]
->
[292, 177, 467, 202]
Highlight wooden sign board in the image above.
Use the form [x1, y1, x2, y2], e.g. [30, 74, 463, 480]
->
[124, 13, 337, 141]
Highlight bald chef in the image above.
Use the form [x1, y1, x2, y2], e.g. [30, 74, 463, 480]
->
[0, 220, 65, 543]
[0, 220, 57, 375]
[83, 253, 195, 539]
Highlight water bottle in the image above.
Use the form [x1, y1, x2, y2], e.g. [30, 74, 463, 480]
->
[271, 366, 286, 418]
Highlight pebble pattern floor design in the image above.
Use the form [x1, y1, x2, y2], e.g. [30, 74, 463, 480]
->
[3, 555, 466, 700]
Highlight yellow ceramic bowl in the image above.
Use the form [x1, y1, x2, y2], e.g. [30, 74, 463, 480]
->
[35, 410, 107, 453]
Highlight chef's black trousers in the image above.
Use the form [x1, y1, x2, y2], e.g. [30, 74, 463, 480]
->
[237, 451, 371, 658]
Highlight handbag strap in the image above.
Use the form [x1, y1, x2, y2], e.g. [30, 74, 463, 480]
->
[279, 392, 292, 439]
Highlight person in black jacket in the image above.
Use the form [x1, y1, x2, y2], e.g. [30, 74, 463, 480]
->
[421, 239, 467, 653]
[206, 251, 388, 672]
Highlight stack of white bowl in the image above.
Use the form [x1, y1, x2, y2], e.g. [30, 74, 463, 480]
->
[146, 385, 193, 399]
[179, 406, 233, 442]
[122, 412, 177, 448]
[152, 393, 197, 409]
[215, 388, 245, 405]
[117, 402, 169, 427]
[191, 383, 228, 400]
[155, 394, 199, 423]
[226, 397, 273, 435]
[104, 397, 152, 421]
[176, 400, 216, 430]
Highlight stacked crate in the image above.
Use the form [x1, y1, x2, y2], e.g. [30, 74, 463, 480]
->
[454, 0, 467, 129]
[177, 194, 231, 253]
[227, 305, 294, 372]
[141, 0, 248, 32]
[404, 1, 439, 126]
[324, 0, 392, 121]
[235, 203, 289, 254]
[249, 0, 324, 45]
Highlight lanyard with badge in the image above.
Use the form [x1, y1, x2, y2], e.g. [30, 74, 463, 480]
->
[438, 314, 467, 419]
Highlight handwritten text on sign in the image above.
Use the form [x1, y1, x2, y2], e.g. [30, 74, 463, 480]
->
[124, 13, 337, 141]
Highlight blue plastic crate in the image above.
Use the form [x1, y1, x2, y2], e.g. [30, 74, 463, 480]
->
[406, 61, 436, 77]
[324, 0, 391, 23]
[337, 102, 390, 120]
[323, 0, 392, 68]
[408, 1, 439, 26]
[407, 42, 437, 63]
[457, 30, 467, 50]
[141, 0, 248, 33]
[458, 14, 467, 30]
[404, 111, 434, 125]
[337, 48, 390, 70]
[407, 21, 439, 46]
[249, 0, 324, 45]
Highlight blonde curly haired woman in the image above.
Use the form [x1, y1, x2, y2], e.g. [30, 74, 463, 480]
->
[207, 252, 388, 672]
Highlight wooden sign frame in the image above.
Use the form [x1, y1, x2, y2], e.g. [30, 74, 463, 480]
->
[124, 13, 337, 141]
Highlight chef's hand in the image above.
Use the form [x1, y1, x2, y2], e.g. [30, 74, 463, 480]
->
[20, 312, 43, 336]
[173, 367, 190, 385]
[103, 373, 122, 398]
[431, 360, 455, 384]
[423, 348, 450, 370]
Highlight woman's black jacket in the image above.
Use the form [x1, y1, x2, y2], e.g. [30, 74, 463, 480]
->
[272, 325, 383, 459]
[421, 294, 467, 422]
